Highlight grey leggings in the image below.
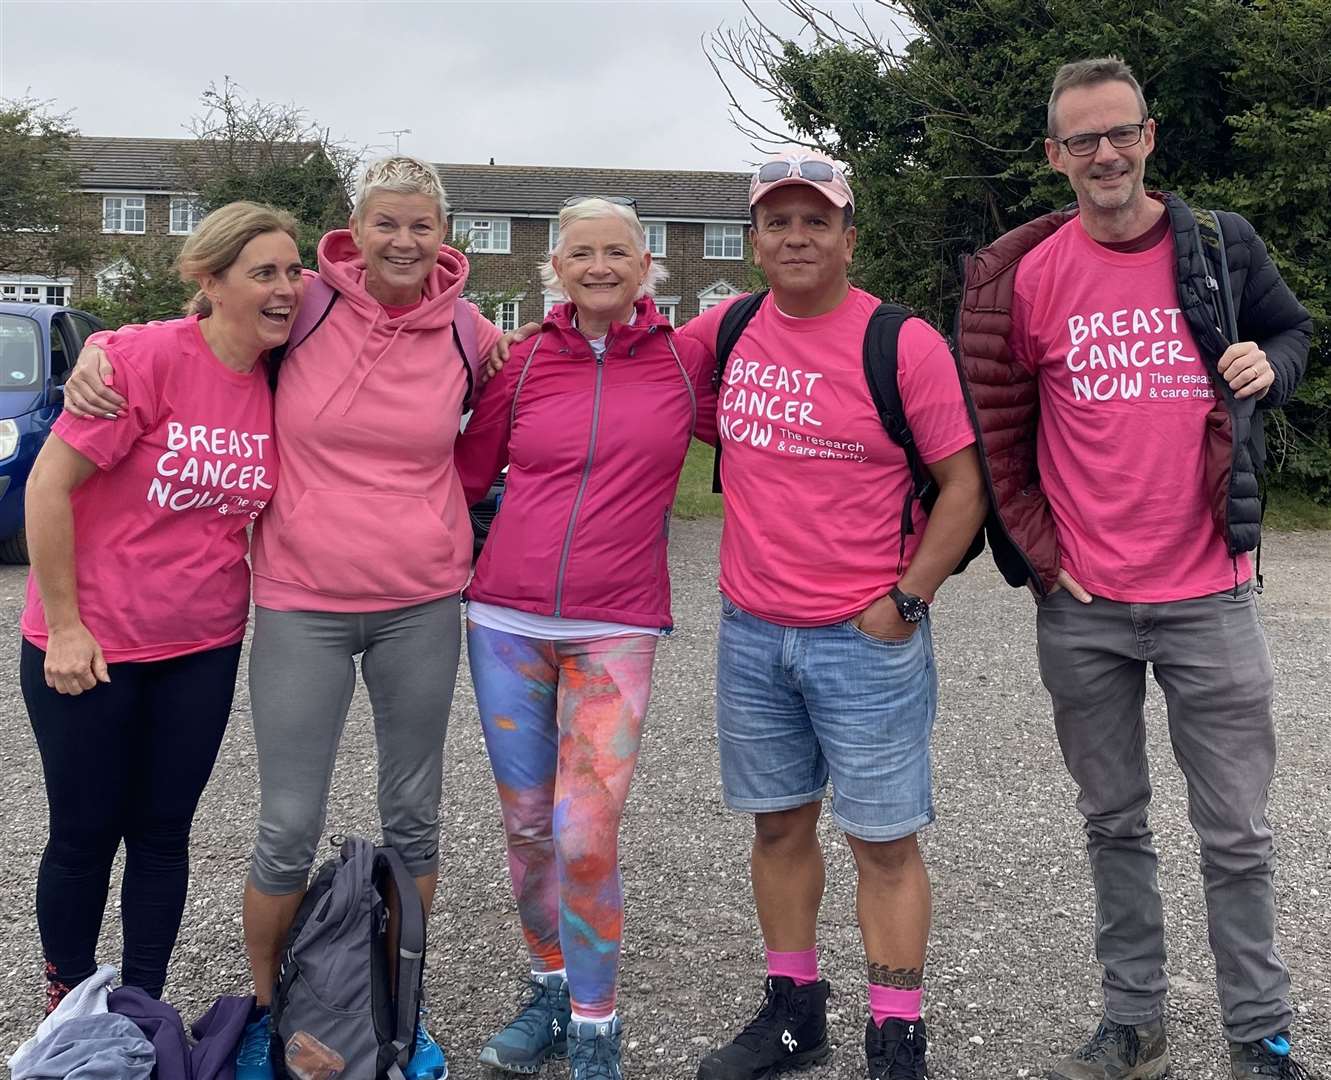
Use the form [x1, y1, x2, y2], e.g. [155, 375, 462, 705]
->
[247, 596, 461, 894]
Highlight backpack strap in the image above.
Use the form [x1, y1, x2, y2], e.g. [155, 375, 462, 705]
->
[269, 277, 339, 392]
[711, 290, 769, 494]
[1194, 208, 1239, 342]
[452, 299, 481, 412]
[861, 304, 927, 573]
[377, 846, 425, 1072]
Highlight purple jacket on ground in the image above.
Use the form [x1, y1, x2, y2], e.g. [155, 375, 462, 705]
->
[108, 987, 253, 1080]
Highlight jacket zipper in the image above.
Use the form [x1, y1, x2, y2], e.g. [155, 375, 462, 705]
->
[553, 348, 606, 616]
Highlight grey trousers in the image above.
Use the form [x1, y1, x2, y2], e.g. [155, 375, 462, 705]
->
[1036, 582, 1291, 1043]
[247, 595, 461, 894]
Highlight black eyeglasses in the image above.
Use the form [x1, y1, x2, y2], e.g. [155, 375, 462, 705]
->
[755, 159, 841, 184]
[1054, 122, 1148, 157]
[561, 195, 639, 212]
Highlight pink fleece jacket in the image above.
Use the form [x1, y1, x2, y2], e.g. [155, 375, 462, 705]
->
[250, 230, 499, 612]
[456, 298, 717, 629]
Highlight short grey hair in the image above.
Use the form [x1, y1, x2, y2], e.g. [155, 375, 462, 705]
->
[538, 197, 669, 299]
[353, 155, 450, 224]
[1047, 57, 1149, 136]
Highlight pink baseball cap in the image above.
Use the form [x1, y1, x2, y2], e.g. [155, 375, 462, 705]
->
[748, 148, 854, 210]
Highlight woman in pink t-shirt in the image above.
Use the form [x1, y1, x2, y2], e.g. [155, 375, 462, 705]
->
[20, 201, 298, 1011]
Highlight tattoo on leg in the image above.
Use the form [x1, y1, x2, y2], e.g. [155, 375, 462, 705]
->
[867, 964, 924, 990]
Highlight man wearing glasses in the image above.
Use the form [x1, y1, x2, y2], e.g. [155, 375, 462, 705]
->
[956, 58, 1312, 1080]
[686, 150, 986, 1080]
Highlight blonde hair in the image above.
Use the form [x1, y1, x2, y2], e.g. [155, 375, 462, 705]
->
[539, 198, 668, 299]
[179, 201, 299, 316]
[353, 155, 450, 225]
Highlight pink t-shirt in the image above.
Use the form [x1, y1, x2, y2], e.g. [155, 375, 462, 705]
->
[21, 317, 277, 661]
[682, 288, 975, 626]
[1012, 218, 1250, 601]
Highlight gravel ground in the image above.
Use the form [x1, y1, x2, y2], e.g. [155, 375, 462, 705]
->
[1, 522, 1327, 1079]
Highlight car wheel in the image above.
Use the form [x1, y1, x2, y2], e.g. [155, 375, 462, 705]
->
[0, 526, 29, 564]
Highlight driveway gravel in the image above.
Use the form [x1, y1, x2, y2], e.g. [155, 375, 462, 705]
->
[1, 521, 1327, 1079]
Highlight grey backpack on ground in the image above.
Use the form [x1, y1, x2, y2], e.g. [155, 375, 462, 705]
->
[270, 836, 424, 1080]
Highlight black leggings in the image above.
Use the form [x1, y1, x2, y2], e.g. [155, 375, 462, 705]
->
[20, 638, 241, 998]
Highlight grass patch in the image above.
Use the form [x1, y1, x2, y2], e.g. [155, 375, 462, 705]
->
[673, 442, 724, 520]
[1264, 487, 1331, 530]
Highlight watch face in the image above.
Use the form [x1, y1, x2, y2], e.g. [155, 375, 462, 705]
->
[894, 590, 928, 623]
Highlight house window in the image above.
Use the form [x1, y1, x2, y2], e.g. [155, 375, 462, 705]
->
[548, 219, 560, 252]
[0, 276, 72, 306]
[644, 222, 667, 257]
[454, 216, 511, 254]
[103, 195, 146, 234]
[653, 296, 681, 326]
[21, 285, 41, 302]
[704, 223, 744, 259]
[543, 291, 561, 317]
[496, 301, 521, 332]
[44, 285, 70, 306]
[170, 197, 204, 235]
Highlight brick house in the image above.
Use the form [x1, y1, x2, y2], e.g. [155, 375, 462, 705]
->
[0, 137, 211, 306]
[435, 163, 753, 330]
[1, 140, 756, 326]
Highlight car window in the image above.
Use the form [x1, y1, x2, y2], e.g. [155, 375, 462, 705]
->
[50, 321, 77, 384]
[0, 314, 42, 389]
[69, 313, 100, 341]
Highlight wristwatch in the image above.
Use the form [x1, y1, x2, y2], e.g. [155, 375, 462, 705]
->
[889, 586, 929, 624]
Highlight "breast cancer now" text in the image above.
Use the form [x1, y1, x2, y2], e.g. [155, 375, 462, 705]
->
[148, 422, 273, 513]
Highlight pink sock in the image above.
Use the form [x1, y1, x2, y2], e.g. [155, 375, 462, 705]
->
[766, 947, 819, 986]
[869, 984, 923, 1024]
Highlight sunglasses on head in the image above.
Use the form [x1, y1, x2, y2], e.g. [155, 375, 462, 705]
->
[755, 159, 841, 184]
[562, 195, 639, 211]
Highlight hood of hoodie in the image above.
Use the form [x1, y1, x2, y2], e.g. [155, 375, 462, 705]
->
[307, 230, 471, 416]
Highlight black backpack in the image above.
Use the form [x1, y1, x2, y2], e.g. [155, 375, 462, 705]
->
[712, 289, 984, 575]
[270, 837, 424, 1080]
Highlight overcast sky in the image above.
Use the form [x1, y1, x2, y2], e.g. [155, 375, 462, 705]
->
[1, 1, 906, 172]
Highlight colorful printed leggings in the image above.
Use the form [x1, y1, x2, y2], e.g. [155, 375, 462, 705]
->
[467, 622, 656, 1017]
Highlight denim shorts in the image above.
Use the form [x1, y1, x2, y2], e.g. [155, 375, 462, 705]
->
[715, 595, 937, 841]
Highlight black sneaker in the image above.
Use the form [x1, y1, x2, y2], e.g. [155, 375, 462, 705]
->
[866, 1017, 928, 1079]
[1229, 1033, 1314, 1079]
[696, 976, 833, 1080]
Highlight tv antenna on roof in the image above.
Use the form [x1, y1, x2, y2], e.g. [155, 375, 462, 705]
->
[379, 129, 412, 153]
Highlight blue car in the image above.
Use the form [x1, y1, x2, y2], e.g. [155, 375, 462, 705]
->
[0, 303, 105, 563]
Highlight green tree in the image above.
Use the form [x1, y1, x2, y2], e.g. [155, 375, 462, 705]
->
[176, 78, 359, 267]
[79, 248, 193, 326]
[0, 97, 94, 279]
[711, 0, 1331, 499]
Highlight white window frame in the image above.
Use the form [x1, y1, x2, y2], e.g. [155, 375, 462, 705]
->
[543, 290, 562, 317]
[103, 195, 146, 235]
[653, 295, 681, 326]
[548, 218, 560, 253]
[495, 300, 522, 333]
[454, 216, 511, 254]
[169, 196, 204, 235]
[703, 223, 745, 260]
[643, 221, 667, 258]
[0, 276, 71, 307]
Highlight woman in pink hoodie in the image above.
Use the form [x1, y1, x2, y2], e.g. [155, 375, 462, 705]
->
[62, 156, 497, 1080]
[454, 197, 717, 1080]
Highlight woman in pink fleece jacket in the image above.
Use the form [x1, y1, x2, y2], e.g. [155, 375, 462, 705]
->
[62, 156, 495, 1080]
[454, 197, 717, 1079]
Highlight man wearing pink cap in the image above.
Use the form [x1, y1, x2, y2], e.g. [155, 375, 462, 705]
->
[683, 150, 987, 1080]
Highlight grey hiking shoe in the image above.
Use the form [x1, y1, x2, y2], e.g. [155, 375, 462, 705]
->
[569, 1016, 623, 1080]
[1049, 1018, 1169, 1080]
[1229, 1033, 1314, 1078]
[478, 972, 571, 1074]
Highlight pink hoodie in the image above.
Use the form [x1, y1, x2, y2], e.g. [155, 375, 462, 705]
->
[250, 230, 500, 612]
[457, 298, 717, 629]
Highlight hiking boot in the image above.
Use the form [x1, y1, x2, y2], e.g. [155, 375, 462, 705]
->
[1049, 1018, 1169, 1080]
[1229, 1034, 1314, 1078]
[866, 1016, 928, 1079]
[568, 1015, 623, 1080]
[234, 1014, 276, 1080]
[478, 972, 571, 1073]
[405, 1018, 448, 1080]
[696, 976, 833, 1079]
